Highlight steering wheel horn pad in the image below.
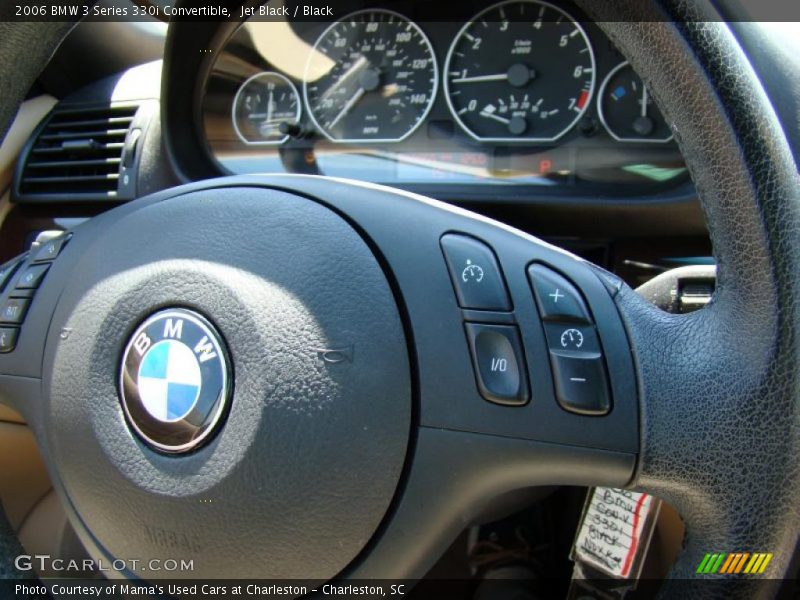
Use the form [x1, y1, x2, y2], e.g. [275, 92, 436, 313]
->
[44, 187, 411, 579]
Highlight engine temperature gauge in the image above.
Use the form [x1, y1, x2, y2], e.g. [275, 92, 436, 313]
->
[232, 72, 301, 145]
[598, 62, 672, 143]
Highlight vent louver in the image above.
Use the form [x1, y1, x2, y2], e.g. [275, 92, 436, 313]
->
[17, 104, 139, 200]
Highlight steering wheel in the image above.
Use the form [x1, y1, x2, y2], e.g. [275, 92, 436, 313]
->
[0, 1, 797, 597]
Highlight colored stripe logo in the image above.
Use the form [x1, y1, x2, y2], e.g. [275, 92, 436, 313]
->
[696, 552, 773, 574]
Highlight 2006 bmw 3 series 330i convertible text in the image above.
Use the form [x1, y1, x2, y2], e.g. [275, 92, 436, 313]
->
[0, 0, 797, 599]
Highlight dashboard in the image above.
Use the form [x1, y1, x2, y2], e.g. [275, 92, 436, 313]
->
[199, 0, 688, 196]
[2, 0, 718, 318]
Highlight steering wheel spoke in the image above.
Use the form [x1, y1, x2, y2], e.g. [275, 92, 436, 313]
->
[349, 426, 634, 579]
[264, 175, 641, 454]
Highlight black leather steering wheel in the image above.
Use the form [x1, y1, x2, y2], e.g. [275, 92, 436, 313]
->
[0, 1, 797, 598]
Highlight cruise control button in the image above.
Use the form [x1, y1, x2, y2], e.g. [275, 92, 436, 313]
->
[528, 264, 591, 322]
[33, 234, 70, 262]
[441, 234, 512, 311]
[15, 264, 50, 290]
[465, 323, 529, 406]
[543, 322, 601, 354]
[549, 352, 610, 416]
[0, 328, 18, 353]
[0, 298, 30, 325]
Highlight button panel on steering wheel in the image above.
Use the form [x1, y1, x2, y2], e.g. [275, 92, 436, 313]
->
[530, 264, 611, 416]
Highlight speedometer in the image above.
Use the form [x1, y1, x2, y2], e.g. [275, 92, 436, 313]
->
[444, 0, 595, 142]
[303, 9, 438, 143]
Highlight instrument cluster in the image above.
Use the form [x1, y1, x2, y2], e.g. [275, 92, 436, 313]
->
[201, 0, 686, 195]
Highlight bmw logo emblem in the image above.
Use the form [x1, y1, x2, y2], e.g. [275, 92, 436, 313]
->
[119, 309, 231, 453]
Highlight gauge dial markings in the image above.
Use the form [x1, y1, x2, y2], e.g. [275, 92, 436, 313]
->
[597, 61, 673, 143]
[232, 71, 301, 145]
[444, 0, 596, 143]
[303, 9, 438, 143]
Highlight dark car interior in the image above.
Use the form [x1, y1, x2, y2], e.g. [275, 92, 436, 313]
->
[0, 0, 797, 598]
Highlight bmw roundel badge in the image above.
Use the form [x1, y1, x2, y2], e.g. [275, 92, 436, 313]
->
[119, 308, 231, 453]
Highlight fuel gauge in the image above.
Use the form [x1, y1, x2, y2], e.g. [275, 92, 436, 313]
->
[232, 72, 301, 145]
[598, 62, 673, 143]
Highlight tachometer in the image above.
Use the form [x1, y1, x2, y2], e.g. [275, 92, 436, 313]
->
[444, 0, 595, 142]
[303, 9, 438, 143]
[232, 72, 301, 145]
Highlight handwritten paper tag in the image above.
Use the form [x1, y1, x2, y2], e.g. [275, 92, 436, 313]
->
[573, 488, 657, 579]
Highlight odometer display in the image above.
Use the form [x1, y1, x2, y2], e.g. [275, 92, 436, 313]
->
[444, 0, 595, 142]
[304, 10, 438, 143]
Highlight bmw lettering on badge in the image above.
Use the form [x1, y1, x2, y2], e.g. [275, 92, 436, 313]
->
[119, 309, 231, 454]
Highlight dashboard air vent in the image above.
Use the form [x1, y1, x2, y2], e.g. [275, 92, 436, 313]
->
[16, 104, 140, 201]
